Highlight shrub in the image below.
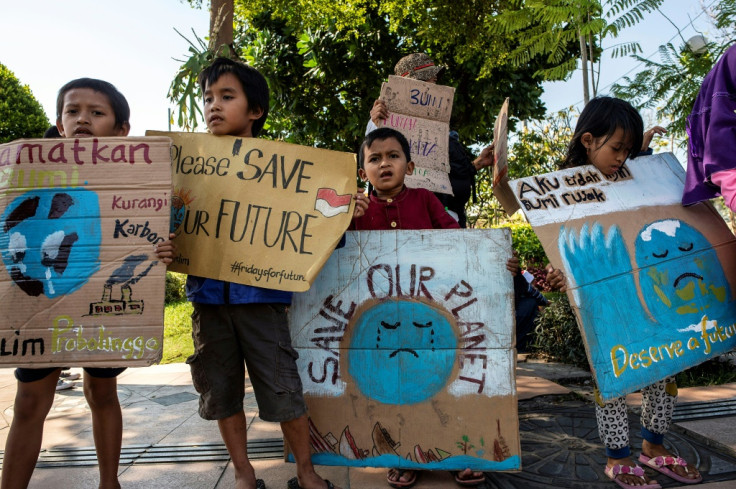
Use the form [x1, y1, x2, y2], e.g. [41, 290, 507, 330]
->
[165, 272, 187, 304]
[0, 63, 49, 143]
[506, 222, 547, 266]
[676, 357, 736, 387]
[531, 293, 589, 369]
[496, 222, 552, 291]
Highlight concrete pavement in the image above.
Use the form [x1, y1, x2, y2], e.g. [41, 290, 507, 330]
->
[0, 359, 734, 488]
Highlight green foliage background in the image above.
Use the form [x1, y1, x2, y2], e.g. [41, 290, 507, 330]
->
[0, 62, 49, 143]
[172, 0, 576, 153]
[611, 0, 736, 145]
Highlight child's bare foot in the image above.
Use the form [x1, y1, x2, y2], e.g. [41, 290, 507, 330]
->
[641, 440, 701, 483]
[386, 468, 417, 488]
[288, 474, 340, 489]
[233, 470, 262, 489]
[605, 456, 658, 487]
[453, 468, 485, 486]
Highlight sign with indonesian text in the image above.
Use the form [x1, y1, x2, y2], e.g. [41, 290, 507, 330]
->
[510, 153, 736, 400]
[0, 137, 171, 367]
[378, 76, 454, 195]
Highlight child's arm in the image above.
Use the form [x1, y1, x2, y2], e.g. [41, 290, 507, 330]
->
[427, 191, 461, 229]
[710, 171, 736, 213]
[153, 233, 177, 265]
[640, 126, 666, 155]
[353, 192, 368, 219]
[545, 264, 566, 292]
[472, 143, 495, 172]
[370, 99, 389, 127]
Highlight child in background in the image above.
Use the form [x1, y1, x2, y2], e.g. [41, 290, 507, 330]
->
[351, 127, 463, 488]
[562, 96, 702, 489]
[185, 57, 364, 489]
[1, 78, 177, 489]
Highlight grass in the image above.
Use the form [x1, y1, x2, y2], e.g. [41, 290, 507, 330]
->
[162, 300, 194, 364]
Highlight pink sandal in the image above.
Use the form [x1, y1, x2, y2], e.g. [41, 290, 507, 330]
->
[604, 464, 661, 489]
[638, 454, 703, 484]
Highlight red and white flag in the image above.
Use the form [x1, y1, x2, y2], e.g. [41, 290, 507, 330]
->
[314, 188, 352, 218]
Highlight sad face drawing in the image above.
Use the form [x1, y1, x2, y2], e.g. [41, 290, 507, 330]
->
[347, 299, 457, 405]
[0, 188, 101, 298]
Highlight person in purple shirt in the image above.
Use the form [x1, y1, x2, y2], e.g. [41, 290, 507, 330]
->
[683, 43, 736, 210]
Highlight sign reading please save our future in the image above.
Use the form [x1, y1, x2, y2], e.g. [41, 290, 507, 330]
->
[148, 131, 357, 293]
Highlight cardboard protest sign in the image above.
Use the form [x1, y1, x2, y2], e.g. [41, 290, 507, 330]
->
[381, 75, 454, 123]
[510, 153, 736, 400]
[289, 229, 520, 471]
[490, 98, 520, 215]
[0, 137, 171, 367]
[147, 132, 356, 293]
[378, 75, 454, 194]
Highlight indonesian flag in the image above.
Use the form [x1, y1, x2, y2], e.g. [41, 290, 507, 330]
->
[314, 188, 352, 217]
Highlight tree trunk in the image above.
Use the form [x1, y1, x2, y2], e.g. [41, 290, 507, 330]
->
[579, 30, 590, 105]
[209, 0, 234, 56]
[588, 32, 596, 97]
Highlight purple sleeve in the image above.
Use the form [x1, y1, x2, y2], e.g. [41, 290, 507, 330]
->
[684, 45, 736, 205]
[702, 92, 736, 180]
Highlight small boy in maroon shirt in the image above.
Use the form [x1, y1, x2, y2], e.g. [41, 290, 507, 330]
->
[350, 127, 566, 488]
[350, 127, 459, 231]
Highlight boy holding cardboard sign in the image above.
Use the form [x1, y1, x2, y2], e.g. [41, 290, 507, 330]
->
[1, 78, 177, 489]
[352, 127, 566, 488]
[185, 57, 365, 489]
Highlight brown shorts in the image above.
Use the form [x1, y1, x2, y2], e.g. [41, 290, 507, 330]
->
[187, 302, 307, 422]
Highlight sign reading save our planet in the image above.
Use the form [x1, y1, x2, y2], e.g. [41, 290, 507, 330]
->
[288, 229, 520, 471]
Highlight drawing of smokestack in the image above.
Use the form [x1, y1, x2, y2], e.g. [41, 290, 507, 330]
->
[88, 255, 154, 316]
[101, 284, 112, 301]
[121, 285, 143, 313]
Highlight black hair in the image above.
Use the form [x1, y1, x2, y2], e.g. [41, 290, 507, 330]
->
[56, 78, 130, 129]
[359, 128, 412, 169]
[44, 126, 61, 138]
[198, 57, 269, 137]
[562, 96, 644, 169]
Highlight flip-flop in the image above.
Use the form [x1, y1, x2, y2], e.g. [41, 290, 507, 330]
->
[287, 477, 335, 489]
[257, 480, 266, 489]
[638, 453, 703, 484]
[604, 464, 661, 489]
[386, 469, 417, 488]
[451, 470, 485, 486]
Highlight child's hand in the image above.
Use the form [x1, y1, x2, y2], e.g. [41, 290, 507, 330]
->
[154, 233, 177, 265]
[545, 264, 566, 292]
[505, 252, 521, 276]
[642, 126, 666, 151]
[370, 99, 389, 125]
[353, 192, 369, 218]
[473, 143, 495, 171]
